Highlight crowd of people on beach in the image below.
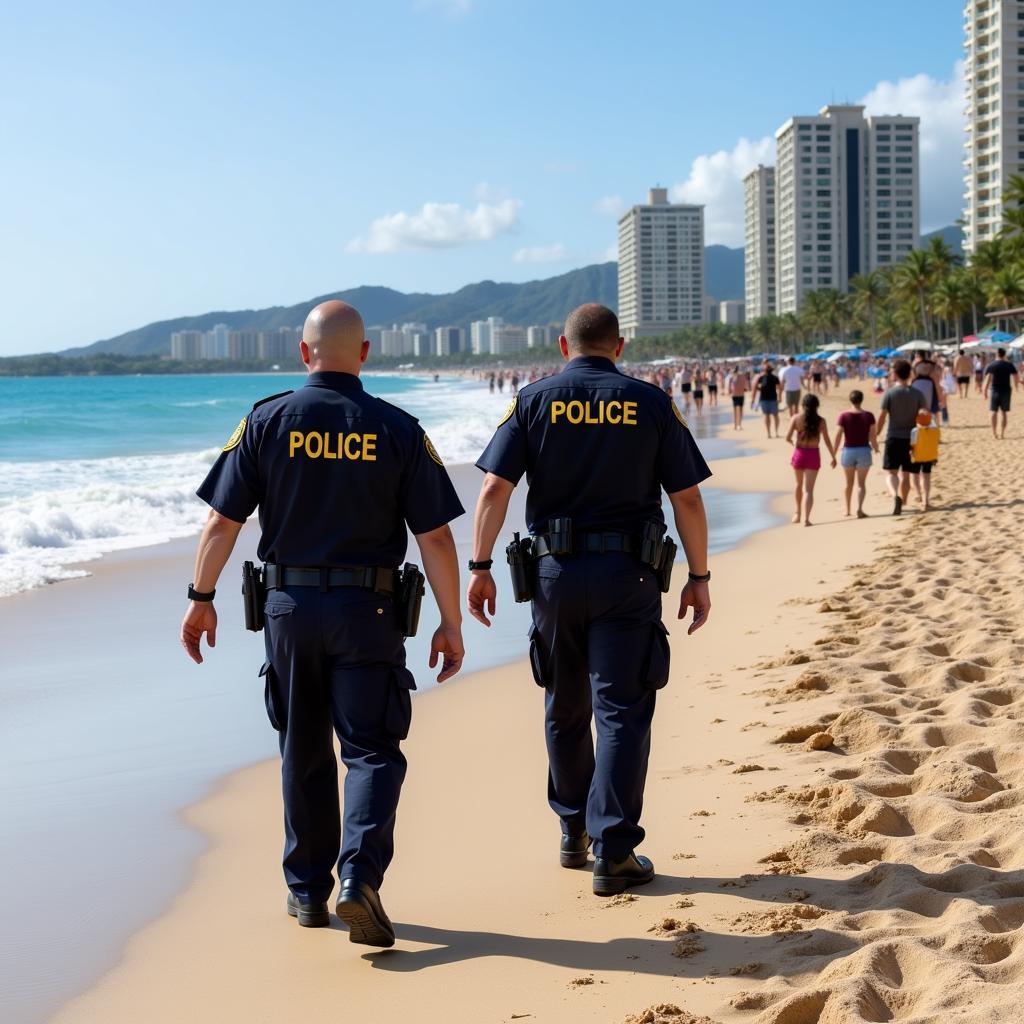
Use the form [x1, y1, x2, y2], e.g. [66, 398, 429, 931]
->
[462, 342, 1020, 529]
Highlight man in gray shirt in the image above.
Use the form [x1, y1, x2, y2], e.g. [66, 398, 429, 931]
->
[876, 358, 927, 516]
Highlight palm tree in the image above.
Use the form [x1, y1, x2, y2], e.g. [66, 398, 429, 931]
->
[779, 312, 803, 354]
[931, 275, 968, 343]
[960, 267, 987, 335]
[801, 290, 830, 344]
[895, 250, 933, 340]
[849, 270, 886, 349]
[819, 289, 851, 345]
[986, 267, 1024, 331]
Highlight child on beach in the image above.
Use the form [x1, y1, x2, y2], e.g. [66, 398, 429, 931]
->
[834, 389, 879, 518]
[909, 409, 940, 512]
[786, 393, 836, 526]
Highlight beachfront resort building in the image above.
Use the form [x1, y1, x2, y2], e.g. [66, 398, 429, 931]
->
[743, 166, 776, 318]
[434, 326, 465, 356]
[617, 187, 705, 341]
[963, 0, 1024, 252]
[768, 105, 920, 314]
[719, 300, 746, 325]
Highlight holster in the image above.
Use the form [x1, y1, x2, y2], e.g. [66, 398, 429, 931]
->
[242, 560, 266, 632]
[506, 532, 534, 603]
[396, 563, 425, 637]
[641, 521, 677, 593]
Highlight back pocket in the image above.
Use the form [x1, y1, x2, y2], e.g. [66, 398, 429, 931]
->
[384, 667, 417, 740]
[528, 623, 550, 689]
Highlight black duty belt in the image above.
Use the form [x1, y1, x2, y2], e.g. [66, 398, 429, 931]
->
[263, 563, 395, 594]
[531, 532, 637, 558]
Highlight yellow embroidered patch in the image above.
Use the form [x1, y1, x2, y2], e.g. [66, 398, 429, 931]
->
[672, 402, 689, 430]
[498, 396, 517, 426]
[424, 435, 444, 466]
[223, 417, 246, 451]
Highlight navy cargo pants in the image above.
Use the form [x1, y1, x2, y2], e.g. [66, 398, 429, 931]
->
[528, 551, 671, 862]
[261, 585, 415, 902]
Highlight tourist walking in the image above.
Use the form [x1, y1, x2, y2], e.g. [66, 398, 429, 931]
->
[706, 365, 719, 406]
[876, 359, 928, 516]
[692, 367, 705, 416]
[982, 347, 1020, 439]
[786, 393, 836, 527]
[834, 389, 878, 518]
[728, 366, 750, 430]
[779, 357, 804, 418]
[752, 361, 782, 438]
[953, 348, 973, 399]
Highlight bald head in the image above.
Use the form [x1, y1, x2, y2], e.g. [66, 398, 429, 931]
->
[563, 303, 621, 356]
[301, 301, 368, 373]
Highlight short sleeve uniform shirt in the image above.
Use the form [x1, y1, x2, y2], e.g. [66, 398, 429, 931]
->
[197, 371, 464, 567]
[476, 355, 711, 535]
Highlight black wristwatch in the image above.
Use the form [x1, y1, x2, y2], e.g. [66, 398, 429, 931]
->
[468, 559, 494, 571]
[188, 583, 217, 602]
[687, 570, 711, 583]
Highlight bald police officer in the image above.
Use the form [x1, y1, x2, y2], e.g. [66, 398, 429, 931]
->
[467, 304, 712, 896]
[180, 301, 465, 947]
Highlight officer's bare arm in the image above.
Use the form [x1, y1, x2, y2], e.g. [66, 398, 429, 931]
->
[414, 524, 465, 683]
[668, 485, 712, 636]
[467, 473, 515, 627]
[180, 509, 244, 665]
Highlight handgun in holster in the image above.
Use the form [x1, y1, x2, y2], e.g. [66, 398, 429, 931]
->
[242, 560, 266, 632]
[641, 521, 677, 594]
[396, 563, 425, 637]
[506, 532, 534, 603]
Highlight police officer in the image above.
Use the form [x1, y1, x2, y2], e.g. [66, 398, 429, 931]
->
[467, 304, 712, 896]
[180, 301, 465, 947]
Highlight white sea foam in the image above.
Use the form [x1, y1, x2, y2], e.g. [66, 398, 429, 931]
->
[0, 449, 220, 597]
[0, 377, 516, 598]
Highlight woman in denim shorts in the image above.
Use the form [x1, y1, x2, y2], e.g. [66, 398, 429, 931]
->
[834, 389, 879, 518]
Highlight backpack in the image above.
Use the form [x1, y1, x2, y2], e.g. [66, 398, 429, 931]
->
[911, 411, 940, 464]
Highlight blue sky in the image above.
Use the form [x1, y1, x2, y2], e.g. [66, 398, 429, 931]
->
[1, 0, 964, 355]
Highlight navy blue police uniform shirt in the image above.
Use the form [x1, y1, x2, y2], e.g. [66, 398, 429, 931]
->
[476, 355, 712, 534]
[197, 371, 464, 567]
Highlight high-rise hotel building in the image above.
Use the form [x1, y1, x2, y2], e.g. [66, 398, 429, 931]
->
[746, 106, 920, 315]
[743, 165, 776, 318]
[617, 188, 705, 340]
[963, 0, 1024, 252]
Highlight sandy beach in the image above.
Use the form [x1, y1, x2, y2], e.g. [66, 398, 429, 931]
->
[43, 387, 1024, 1024]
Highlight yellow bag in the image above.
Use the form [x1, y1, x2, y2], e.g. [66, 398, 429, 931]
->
[911, 424, 940, 463]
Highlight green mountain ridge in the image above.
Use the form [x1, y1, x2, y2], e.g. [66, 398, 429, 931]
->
[61, 226, 963, 358]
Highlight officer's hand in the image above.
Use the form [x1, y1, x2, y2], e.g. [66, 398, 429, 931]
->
[467, 571, 497, 627]
[181, 601, 217, 664]
[678, 581, 711, 636]
[429, 623, 465, 683]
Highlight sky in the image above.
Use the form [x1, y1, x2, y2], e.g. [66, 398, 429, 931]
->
[0, 0, 966, 355]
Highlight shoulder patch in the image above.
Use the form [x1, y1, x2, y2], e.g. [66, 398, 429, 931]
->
[252, 389, 293, 410]
[376, 397, 420, 423]
[424, 434, 444, 466]
[497, 395, 517, 426]
[672, 402, 690, 430]
[223, 416, 247, 451]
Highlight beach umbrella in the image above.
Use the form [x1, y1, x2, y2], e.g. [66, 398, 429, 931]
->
[988, 330, 1015, 342]
[1009, 334, 1024, 350]
[896, 340, 934, 352]
[867, 366, 888, 378]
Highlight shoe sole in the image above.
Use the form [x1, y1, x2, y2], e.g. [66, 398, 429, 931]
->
[560, 850, 590, 869]
[335, 896, 395, 948]
[593, 873, 655, 897]
[287, 903, 330, 928]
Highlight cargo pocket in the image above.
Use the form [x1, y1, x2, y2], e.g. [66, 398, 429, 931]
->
[260, 660, 287, 732]
[384, 667, 416, 741]
[528, 623, 549, 690]
[642, 622, 671, 691]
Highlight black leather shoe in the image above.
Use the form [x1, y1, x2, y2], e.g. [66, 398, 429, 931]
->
[592, 853, 655, 897]
[286, 892, 330, 927]
[560, 831, 592, 868]
[335, 879, 396, 948]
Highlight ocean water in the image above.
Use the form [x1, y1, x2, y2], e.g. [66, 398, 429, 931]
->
[0, 372, 744, 597]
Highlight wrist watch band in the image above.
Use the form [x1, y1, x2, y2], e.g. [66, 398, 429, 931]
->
[188, 583, 216, 602]
[468, 559, 494, 571]
[687, 570, 711, 583]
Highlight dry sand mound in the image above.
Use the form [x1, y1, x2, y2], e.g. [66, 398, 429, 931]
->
[729, 413, 1024, 1023]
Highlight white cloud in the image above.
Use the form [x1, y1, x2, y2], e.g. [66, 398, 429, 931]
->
[414, 0, 473, 14]
[667, 61, 967, 247]
[860, 60, 966, 232]
[513, 243, 569, 264]
[602, 244, 617, 262]
[671, 137, 775, 246]
[348, 195, 521, 253]
[595, 195, 626, 217]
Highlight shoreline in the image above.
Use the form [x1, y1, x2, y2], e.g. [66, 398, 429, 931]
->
[40, 392, 918, 1024]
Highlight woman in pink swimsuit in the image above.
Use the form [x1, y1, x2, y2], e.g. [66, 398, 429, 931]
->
[785, 393, 836, 526]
